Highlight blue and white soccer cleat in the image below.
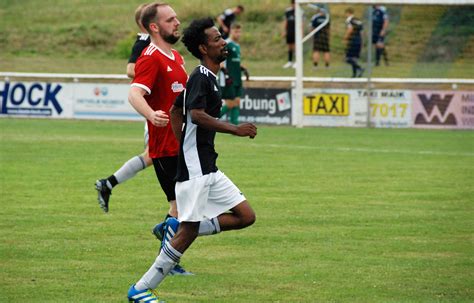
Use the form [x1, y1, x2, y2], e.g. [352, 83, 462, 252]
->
[163, 217, 180, 244]
[152, 221, 166, 241]
[127, 284, 159, 303]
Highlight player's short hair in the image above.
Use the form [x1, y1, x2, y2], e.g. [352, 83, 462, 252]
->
[134, 3, 149, 27]
[237, 5, 244, 12]
[141, 2, 169, 33]
[231, 23, 241, 30]
[182, 17, 215, 60]
[345, 7, 354, 14]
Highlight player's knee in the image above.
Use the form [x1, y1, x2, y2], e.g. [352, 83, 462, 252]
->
[177, 223, 199, 241]
[241, 211, 256, 228]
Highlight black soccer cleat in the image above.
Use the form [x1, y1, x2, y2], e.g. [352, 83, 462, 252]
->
[95, 179, 111, 213]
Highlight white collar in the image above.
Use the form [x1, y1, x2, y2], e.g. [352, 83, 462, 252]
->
[199, 65, 217, 78]
[151, 42, 175, 61]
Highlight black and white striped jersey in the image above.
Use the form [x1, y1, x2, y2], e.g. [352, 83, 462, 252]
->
[174, 65, 222, 182]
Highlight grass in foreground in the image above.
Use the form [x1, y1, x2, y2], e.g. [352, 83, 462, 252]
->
[0, 118, 473, 302]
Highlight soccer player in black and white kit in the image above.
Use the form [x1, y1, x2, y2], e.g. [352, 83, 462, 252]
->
[372, 5, 389, 66]
[95, 3, 152, 213]
[126, 17, 257, 301]
[344, 7, 364, 78]
[216, 5, 244, 39]
[126, 3, 151, 79]
[282, 0, 296, 68]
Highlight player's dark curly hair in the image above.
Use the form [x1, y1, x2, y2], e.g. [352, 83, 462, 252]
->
[182, 17, 215, 60]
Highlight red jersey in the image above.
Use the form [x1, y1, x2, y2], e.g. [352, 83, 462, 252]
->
[132, 43, 187, 158]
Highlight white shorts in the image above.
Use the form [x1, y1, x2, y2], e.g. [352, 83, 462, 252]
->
[143, 121, 149, 148]
[176, 170, 246, 222]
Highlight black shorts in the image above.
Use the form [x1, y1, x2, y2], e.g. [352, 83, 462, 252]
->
[313, 30, 330, 52]
[346, 41, 361, 58]
[372, 35, 385, 44]
[152, 156, 178, 202]
[286, 31, 295, 44]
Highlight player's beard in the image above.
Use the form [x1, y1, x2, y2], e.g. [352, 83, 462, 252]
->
[216, 53, 227, 63]
[216, 47, 228, 63]
[162, 29, 180, 44]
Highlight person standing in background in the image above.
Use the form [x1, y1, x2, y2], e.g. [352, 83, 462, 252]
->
[216, 5, 244, 40]
[282, 0, 296, 68]
[220, 23, 249, 125]
[310, 6, 331, 69]
[344, 7, 364, 78]
[372, 4, 389, 66]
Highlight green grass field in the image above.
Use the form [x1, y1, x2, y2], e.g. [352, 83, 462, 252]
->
[0, 118, 473, 302]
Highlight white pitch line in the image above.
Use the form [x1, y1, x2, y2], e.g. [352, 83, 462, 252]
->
[4, 133, 473, 157]
[242, 143, 474, 157]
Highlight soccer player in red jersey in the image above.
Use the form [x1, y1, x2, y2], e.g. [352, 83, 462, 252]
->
[127, 2, 190, 277]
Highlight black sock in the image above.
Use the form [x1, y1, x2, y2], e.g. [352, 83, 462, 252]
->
[313, 62, 318, 67]
[288, 50, 293, 62]
[325, 62, 329, 67]
[376, 48, 382, 65]
[107, 175, 118, 188]
[347, 58, 360, 77]
[382, 48, 389, 64]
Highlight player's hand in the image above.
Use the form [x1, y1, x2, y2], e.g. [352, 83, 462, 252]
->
[225, 74, 233, 86]
[149, 110, 169, 127]
[235, 123, 257, 139]
[242, 67, 250, 81]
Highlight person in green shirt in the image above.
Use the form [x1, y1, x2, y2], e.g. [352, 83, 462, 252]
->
[220, 23, 249, 125]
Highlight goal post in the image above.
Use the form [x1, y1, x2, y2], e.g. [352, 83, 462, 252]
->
[293, 0, 474, 128]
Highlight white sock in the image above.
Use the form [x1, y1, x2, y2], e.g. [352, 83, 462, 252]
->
[135, 242, 182, 291]
[114, 155, 146, 184]
[198, 217, 221, 236]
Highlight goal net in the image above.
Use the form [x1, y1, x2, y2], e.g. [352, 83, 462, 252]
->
[293, 0, 474, 128]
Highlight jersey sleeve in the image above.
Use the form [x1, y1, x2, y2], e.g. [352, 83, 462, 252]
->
[185, 74, 209, 110]
[128, 40, 145, 63]
[128, 39, 148, 63]
[131, 55, 159, 94]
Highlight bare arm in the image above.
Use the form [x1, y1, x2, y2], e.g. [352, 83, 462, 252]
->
[281, 20, 287, 37]
[343, 27, 353, 45]
[170, 104, 183, 142]
[380, 18, 389, 36]
[216, 16, 228, 34]
[126, 63, 135, 79]
[128, 86, 169, 127]
[191, 108, 256, 138]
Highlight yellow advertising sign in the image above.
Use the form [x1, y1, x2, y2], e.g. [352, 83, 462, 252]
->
[303, 94, 349, 116]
